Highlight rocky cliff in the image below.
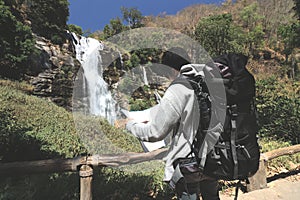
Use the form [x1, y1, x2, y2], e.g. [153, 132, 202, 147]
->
[28, 34, 80, 109]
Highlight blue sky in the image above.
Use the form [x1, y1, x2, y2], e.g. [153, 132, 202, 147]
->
[68, 0, 224, 32]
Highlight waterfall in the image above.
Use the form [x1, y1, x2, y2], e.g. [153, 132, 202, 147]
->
[142, 66, 149, 86]
[117, 50, 124, 69]
[71, 33, 117, 124]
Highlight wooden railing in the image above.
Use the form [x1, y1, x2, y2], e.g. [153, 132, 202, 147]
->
[1, 145, 300, 199]
[0, 148, 168, 200]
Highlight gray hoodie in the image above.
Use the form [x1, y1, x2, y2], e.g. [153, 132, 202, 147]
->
[126, 64, 206, 181]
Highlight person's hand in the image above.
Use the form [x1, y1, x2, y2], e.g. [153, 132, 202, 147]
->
[114, 118, 132, 129]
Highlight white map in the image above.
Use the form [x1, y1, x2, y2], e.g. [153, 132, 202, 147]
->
[121, 109, 166, 152]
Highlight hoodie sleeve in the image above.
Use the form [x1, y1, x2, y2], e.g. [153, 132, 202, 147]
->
[126, 84, 186, 142]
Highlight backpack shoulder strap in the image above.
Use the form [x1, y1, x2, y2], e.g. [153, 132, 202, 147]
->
[169, 75, 193, 89]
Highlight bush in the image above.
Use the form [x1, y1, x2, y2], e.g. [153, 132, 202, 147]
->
[0, 85, 85, 161]
[90, 162, 173, 200]
[256, 77, 300, 144]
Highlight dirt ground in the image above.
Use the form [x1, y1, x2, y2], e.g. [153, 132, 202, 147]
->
[220, 170, 300, 200]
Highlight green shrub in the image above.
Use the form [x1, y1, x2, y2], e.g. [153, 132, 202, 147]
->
[0, 107, 32, 161]
[0, 79, 34, 94]
[256, 77, 300, 144]
[129, 97, 156, 111]
[195, 13, 245, 56]
[73, 113, 142, 155]
[93, 164, 173, 200]
[0, 85, 86, 160]
[0, 82, 146, 160]
[0, 173, 79, 200]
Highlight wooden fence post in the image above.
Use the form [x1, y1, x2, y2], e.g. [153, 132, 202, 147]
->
[79, 165, 93, 200]
[247, 154, 268, 191]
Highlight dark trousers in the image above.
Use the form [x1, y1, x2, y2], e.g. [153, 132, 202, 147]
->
[175, 178, 220, 200]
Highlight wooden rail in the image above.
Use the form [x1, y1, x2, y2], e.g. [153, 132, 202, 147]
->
[0, 148, 168, 200]
[0, 148, 168, 176]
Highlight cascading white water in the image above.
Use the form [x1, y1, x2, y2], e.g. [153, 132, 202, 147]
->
[142, 66, 149, 86]
[71, 33, 117, 124]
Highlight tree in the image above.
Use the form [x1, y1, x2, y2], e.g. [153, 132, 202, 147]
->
[258, 0, 295, 39]
[121, 7, 144, 29]
[0, 0, 35, 78]
[101, 7, 144, 39]
[194, 14, 244, 56]
[26, 0, 69, 44]
[278, 23, 299, 62]
[68, 24, 83, 35]
[278, 22, 300, 78]
[239, 3, 265, 55]
[102, 17, 127, 39]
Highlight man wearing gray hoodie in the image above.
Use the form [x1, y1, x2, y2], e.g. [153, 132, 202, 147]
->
[125, 47, 220, 200]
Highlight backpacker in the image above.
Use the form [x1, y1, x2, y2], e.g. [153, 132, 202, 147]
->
[174, 53, 260, 181]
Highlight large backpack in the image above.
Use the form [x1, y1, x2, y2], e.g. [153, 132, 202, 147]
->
[174, 53, 260, 181]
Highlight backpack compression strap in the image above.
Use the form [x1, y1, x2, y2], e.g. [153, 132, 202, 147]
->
[229, 105, 239, 179]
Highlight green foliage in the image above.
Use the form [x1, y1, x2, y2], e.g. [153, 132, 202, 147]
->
[0, 165, 172, 200]
[0, 107, 32, 161]
[121, 48, 161, 70]
[0, 85, 86, 161]
[126, 53, 141, 68]
[132, 48, 162, 65]
[195, 14, 244, 56]
[239, 3, 263, 30]
[239, 3, 265, 54]
[0, 0, 35, 78]
[256, 77, 300, 144]
[121, 6, 144, 29]
[128, 85, 158, 111]
[278, 22, 300, 61]
[68, 24, 83, 35]
[74, 114, 142, 155]
[102, 17, 128, 39]
[0, 173, 79, 200]
[0, 79, 34, 94]
[247, 24, 265, 50]
[93, 164, 173, 200]
[26, 0, 69, 44]
[101, 7, 144, 39]
[129, 97, 156, 111]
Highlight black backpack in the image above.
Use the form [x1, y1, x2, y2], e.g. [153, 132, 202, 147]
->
[174, 53, 260, 181]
